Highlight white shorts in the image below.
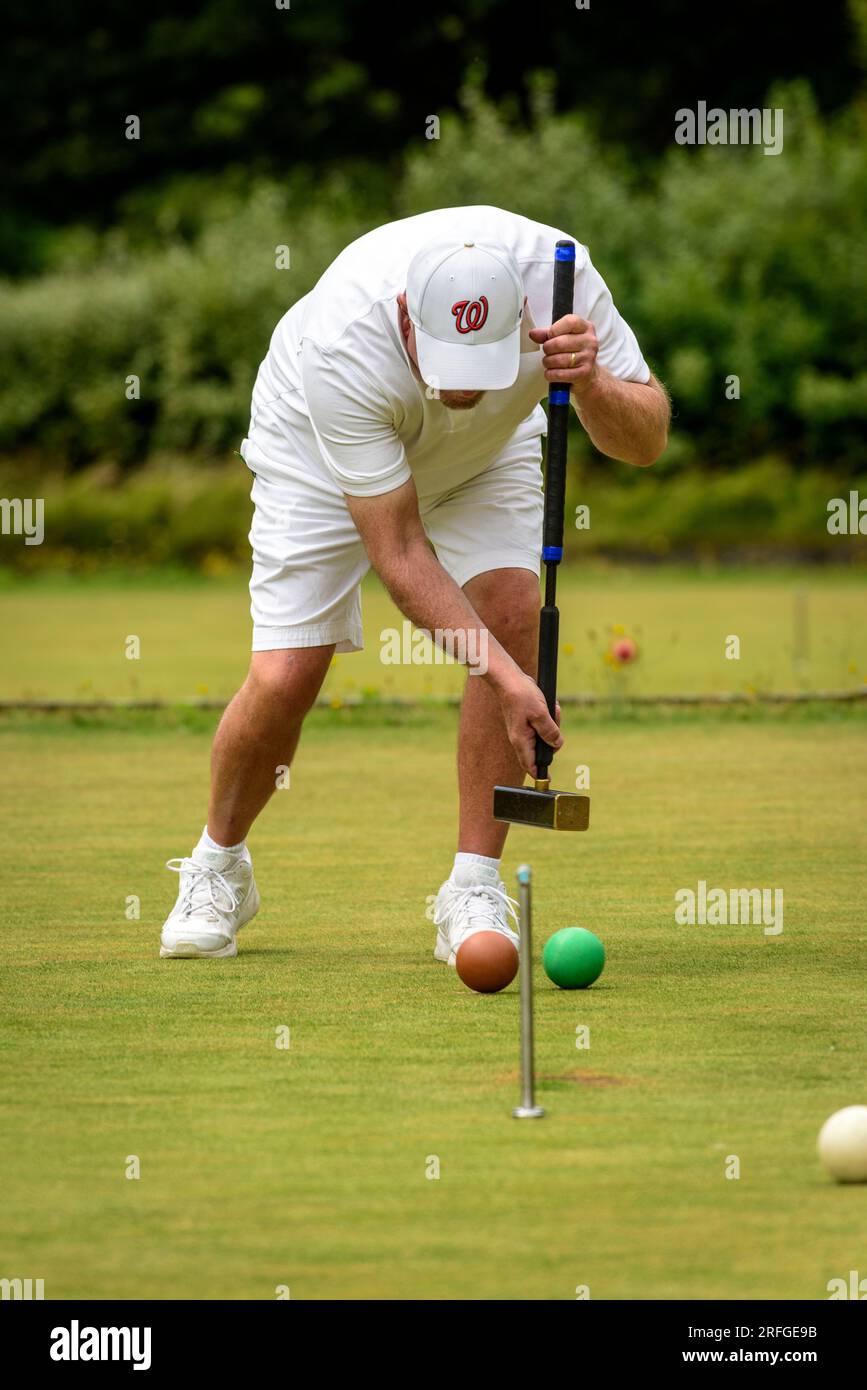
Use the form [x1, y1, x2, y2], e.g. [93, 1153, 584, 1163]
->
[244, 408, 544, 653]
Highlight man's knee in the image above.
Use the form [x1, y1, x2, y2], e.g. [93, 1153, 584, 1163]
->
[246, 647, 333, 716]
[465, 569, 539, 666]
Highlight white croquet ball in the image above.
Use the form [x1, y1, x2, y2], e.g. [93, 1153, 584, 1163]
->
[817, 1106, 867, 1183]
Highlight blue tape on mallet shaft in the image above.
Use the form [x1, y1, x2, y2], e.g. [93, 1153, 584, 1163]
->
[542, 546, 563, 563]
[548, 387, 570, 405]
[555, 244, 576, 261]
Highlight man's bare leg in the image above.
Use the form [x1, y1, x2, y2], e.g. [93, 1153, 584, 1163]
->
[207, 646, 335, 845]
[456, 568, 540, 857]
[160, 646, 334, 958]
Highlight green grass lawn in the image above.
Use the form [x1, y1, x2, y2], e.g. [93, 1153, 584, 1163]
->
[1, 564, 865, 702]
[2, 701, 866, 1300]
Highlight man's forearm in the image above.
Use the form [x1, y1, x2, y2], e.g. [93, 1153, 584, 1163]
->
[377, 539, 519, 691]
[572, 368, 669, 467]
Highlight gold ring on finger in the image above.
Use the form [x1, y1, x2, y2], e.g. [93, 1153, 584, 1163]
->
[569, 352, 577, 369]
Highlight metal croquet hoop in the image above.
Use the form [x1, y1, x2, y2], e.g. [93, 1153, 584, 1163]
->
[513, 864, 544, 1119]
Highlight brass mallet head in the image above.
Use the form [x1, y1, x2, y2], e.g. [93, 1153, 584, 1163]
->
[493, 778, 590, 832]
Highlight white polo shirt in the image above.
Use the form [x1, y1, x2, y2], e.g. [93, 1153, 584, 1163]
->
[243, 205, 649, 501]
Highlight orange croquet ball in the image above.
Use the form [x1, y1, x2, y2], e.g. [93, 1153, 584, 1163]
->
[455, 931, 519, 994]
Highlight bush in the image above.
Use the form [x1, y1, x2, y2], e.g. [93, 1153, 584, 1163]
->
[1, 75, 866, 563]
[402, 79, 867, 476]
[1, 456, 863, 573]
[0, 175, 379, 467]
[0, 459, 252, 572]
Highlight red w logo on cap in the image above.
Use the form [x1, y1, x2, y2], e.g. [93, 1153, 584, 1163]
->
[451, 297, 489, 334]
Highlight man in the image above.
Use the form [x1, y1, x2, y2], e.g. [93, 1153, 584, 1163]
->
[160, 205, 669, 960]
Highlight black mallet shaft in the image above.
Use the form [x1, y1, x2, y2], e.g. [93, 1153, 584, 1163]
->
[493, 240, 590, 833]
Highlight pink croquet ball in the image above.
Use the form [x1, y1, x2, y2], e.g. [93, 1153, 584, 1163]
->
[611, 637, 637, 664]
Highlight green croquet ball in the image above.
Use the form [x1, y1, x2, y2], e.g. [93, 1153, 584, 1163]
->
[542, 927, 605, 990]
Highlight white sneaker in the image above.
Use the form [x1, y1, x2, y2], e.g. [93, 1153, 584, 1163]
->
[159, 846, 260, 959]
[433, 862, 520, 967]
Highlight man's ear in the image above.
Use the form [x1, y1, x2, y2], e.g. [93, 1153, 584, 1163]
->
[520, 296, 538, 351]
[396, 292, 412, 343]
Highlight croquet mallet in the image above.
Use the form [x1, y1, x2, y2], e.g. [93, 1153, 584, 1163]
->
[493, 239, 590, 833]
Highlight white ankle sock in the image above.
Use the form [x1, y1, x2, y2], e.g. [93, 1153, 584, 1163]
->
[453, 851, 500, 876]
[200, 826, 246, 856]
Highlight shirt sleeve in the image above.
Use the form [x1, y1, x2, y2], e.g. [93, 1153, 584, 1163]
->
[523, 243, 650, 384]
[577, 258, 650, 384]
[300, 341, 412, 497]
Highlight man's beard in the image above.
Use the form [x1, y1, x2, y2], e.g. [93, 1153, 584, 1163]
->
[439, 391, 485, 411]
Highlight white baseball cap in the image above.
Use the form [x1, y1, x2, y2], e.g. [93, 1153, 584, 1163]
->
[405, 238, 524, 391]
